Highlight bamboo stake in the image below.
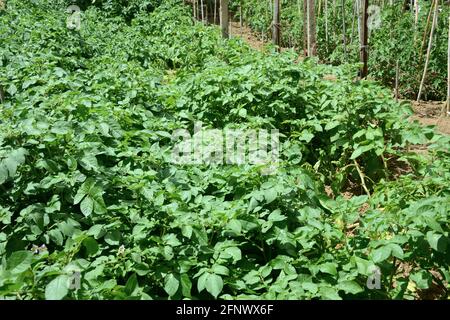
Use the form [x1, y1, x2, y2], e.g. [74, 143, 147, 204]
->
[417, 0, 438, 102]
[446, 16, 450, 116]
[273, 0, 281, 49]
[307, 0, 311, 56]
[240, 0, 243, 34]
[414, 0, 419, 25]
[351, 0, 357, 45]
[342, 0, 347, 61]
[421, 0, 435, 60]
[395, 60, 400, 102]
[325, 0, 329, 50]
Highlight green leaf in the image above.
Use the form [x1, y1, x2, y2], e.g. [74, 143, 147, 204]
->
[223, 247, 242, 262]
[301, 282, 318, 294]
[350, 145, 373, 160]
[319, 262, 338, 276]
[83, 237, 99, 256]
[105, 230, 121, 246]
[205, 273, 223, 298]
[75, 178, 96, 203]
[338, 281, 364, 294]
[388, 244, 404, 259]
[263, 189, 277, 204]
[7, 84, 17, 96]
[268, 209, 286, 222]
[49, 229, 64, 246]
[410, 271, 432, 290]
[212, 265, 229, 276]
[45, 275, 70, 300]
[124, 273, 138, 296]
[197, 272, 208, 293]
[426, 232, 448, 253]
[319, 286, 342, 300]
[80, 196, 94, 217]
[238, 108, 247, 118]
[324, 121, 340, 131]
[372, 246, 392, 263]
[7, 250, 33, 274]
[164, 274, 180, 297]
[0, 148, 27, 184]
[180, 274, 192, 298]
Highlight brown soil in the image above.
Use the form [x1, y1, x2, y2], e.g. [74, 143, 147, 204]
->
[409, 101, 450, 135]
[229, 22, 267, 51]
[229, 21, 300, 57]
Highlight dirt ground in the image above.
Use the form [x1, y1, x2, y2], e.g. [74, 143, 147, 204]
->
[409, 100, 450, 135]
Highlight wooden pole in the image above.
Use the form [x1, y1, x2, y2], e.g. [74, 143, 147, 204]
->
[214, 0, 217, 24]
[325, 0, 329, 50]
[414, 0, 419, 25]
[0, 85, 4, 104]
[360, 0, 369, 78]
[304, 0, 308, 56]
[273, 0, 281, 48]
[201, 0, 205, 23]
[307, 0, 317, 56]
[395, 60, 400, 102]
[417, 0, 438, 102]
[342, 0, 348, 61]
[194, 0, 197, 20]
[240, 0, 244, 32]
[351, 0, 357, 45]
[446, 16, 450, 116]
[220, 0, 229, 38]
[421, 0, 435, 59]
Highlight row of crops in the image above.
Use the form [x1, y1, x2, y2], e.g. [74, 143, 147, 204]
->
[0, 0, 449, 300]
[228, 0, 450, 101]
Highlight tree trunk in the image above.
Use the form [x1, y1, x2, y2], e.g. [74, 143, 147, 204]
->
[220, 0, 229, 38]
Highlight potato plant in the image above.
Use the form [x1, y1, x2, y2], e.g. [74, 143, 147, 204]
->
[0, 0, 449, 300]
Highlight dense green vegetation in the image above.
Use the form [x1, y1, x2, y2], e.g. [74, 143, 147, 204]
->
[231, 0, 450, 100]
[0, 0, 449, 300]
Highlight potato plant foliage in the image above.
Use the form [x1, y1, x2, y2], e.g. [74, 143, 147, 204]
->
[0, 0, 449, 300]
